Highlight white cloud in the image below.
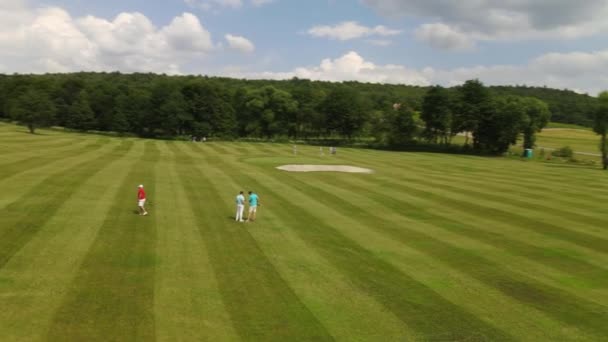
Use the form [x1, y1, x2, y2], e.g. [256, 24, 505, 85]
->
[0, 3, 216, 74]
[226, 50, 608, 95]
[308, 21, 401, 41]
[227, 51, 430, 85]
[161, 13, 214, 52]
[363, 0, 608, 49]
[415, 23, 475, 51]
[225, 34, 255, 53]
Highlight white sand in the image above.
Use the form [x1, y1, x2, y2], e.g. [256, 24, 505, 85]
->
[276, 165, 374, 173]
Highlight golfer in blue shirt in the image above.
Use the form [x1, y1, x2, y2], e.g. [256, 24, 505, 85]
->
[247, 191, 260, 222]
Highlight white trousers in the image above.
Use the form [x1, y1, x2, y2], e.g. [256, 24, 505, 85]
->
[235, 204, 244, 221]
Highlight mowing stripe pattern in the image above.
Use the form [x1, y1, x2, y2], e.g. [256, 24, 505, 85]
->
[0, 123, 607, 341]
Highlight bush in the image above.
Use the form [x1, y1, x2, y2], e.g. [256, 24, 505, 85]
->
[552, 146, 573, 158]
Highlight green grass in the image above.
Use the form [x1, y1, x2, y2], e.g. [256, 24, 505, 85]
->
[536, 129, 600, 155]
[545, 122, 592, 130]
[1, 121, 608, 341]
[451, 127, 601, 160]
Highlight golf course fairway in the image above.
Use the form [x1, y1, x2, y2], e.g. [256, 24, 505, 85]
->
[1, 122, 607, 341]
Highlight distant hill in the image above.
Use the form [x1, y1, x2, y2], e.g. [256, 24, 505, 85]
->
[489, 86, 598, 127]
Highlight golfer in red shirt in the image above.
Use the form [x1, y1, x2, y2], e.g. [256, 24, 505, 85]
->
[137, 184, 148, 216]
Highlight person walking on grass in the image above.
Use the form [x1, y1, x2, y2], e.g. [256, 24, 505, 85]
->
[235, 191, 245, 222]
[137, 184, 148, 216]
[246, 191, 260, 222]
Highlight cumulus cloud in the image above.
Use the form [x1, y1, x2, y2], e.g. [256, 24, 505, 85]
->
[363, 0, 608, 49]
[0, 3, 216, 74]
[227, 51, 430, 85]
[226, 50, 608, 95]
[415, 23, 475, 51]
[161, 13, 214, 52]
[308, 21, 401, 41]
[225, 34, 255, 53]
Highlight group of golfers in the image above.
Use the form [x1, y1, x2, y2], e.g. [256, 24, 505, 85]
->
[235, 191, 259, 222]
[136, 185, 260, 222]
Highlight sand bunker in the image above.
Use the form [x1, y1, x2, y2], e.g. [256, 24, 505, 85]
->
[277, 165, 373, 173]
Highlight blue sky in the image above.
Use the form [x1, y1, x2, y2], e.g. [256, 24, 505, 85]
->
[1, 0, 607, 94]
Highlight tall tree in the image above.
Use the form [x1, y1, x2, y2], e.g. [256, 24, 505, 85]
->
[88, 82, 118, 131]
[158, 90, 188, 136]
[476, 96, 526, 154]
[65, 90, 96, 131]
[146, 80, 179, 136]
[421, 85, 453, 144]
[387, 104, 418, 146]
[9, 88, 56, 134]
[593, 91, 608, 170]
[114, 88, 151, 136]
[289, 78, 327, 138]
[183, 81, 236, 138]
[520, 97, 551, 150]
[54, 77, 86, 126]
[243, 86, 297, 138]
[453, 79, 493, 147]
[320, 86, 368, 139]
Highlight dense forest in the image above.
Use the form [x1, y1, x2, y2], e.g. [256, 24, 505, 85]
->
[0, 72, 601, 155]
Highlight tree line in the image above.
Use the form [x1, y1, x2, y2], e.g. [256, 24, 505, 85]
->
[0, 73, 606, 162]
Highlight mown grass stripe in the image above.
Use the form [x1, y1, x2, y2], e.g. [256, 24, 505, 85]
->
[186, 144, 420, 340]
[0, 135, 88, 148]
[328, 147, 608, 249]
[170, 142, 334, 341]
[0, 137, 94, 159]
[338, 147, 599, 184]
[369, 173, 608, 255]
[0, 136, 92, 160]
[421, 159, 600, 182]
[384, 167, 608, 231]
[273, 170, 608, 339]
[47, 140, 159, 341]
[196, 143, 514, 341]
[0, 140, 133, 269]
[0, 139, 104, 179]
[361, 151, 608, 211]
[153, 141, 239, 341]
[0, 140, 144, 341]
[242, 142, 277, 155]
[336, 146, 608, 207]
[394, 164, 608, 216]
[320, 172, 608, 288]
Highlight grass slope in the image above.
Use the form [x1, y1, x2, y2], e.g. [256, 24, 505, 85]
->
[1, 122, 607, 341]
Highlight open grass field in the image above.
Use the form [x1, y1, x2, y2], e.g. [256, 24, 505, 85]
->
[536, 129, 600, 156]
[451, 127, 601, 160]
[1, 121, 608, 341]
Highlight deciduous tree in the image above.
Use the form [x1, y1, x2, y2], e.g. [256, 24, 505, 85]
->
[593, 91, 608, 169]
[421, 85, 453, 144]
[66, 90, 96, 131]
[520, 97, 551, 150]
[9, 88, 56, 134]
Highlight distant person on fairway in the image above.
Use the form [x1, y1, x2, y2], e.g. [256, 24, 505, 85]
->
[246, 191, 259, 222]
[235, 191, 245, 222]
[137, 184, 148, 216]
